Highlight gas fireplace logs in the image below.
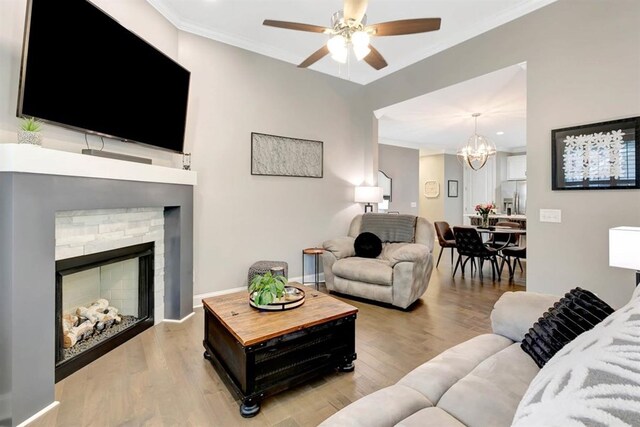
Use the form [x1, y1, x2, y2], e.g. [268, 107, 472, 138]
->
[63, 299, 123, 348]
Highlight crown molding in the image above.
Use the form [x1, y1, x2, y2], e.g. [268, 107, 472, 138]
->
[147, 0, 302, 65]
[146, 0, 556, 86]
[377, 0, 556, 85]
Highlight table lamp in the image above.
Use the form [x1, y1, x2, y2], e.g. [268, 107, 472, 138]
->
[609, 226, 640, 287]
[354, 186, 383, 213]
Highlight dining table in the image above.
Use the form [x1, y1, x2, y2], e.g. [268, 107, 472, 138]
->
[463, 225, 527, 278]
[473, 225, 527, 250]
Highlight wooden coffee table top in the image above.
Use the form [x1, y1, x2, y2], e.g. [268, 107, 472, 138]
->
[202, 283, 358, 347]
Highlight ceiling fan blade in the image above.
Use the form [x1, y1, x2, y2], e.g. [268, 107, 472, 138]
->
[367, 18, 441, 36]
[343, 0, 368, 24]
[363, 45, 388, 70]
[298, 45, 330, 68]
[263, 20, 330, 34]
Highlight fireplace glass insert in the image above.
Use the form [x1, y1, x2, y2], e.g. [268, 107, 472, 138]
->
[55, 242, 154, 381]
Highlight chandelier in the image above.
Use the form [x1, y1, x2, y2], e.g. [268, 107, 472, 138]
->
[457, 113, 496, 171]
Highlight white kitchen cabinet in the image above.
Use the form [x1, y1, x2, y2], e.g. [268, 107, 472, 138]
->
[463, 156, 496, 221]
[507, 155, 527, 181]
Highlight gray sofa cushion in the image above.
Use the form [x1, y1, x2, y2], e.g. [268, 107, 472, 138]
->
[491, 292, 559, 342]
[361, 213, 417, 243]
[512, 286, 640, 426]
[333, 257, 393, 286]
[437, 343, 540, 427]
[320, 384, 434, 427]
[398, 334, 513, 404]
[396, 407, 465, 427]
[382, 243, 429, 266]
[320, 334, 514, 427]
[323, 236, 356, 259]
[333, 277, 393, 304]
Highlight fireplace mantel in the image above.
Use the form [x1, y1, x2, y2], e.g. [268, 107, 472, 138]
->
[0, 144, 197, 186]
[0, 157, 195, 426]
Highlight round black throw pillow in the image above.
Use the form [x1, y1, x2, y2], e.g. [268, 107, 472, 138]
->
[354, 232, 382, 258]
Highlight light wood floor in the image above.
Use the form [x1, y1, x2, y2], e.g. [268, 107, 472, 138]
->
[33, 254, 525, 427]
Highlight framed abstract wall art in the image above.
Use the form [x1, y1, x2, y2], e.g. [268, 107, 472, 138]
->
[251, 132, 323, 178]
[551, 117, 639, 190]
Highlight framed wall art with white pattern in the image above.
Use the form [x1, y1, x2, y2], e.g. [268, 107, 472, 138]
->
[251, 132, 323, 178]
[552, 117, 639, 190]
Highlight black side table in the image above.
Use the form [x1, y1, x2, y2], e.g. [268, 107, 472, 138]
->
[302, 248, 324, 290]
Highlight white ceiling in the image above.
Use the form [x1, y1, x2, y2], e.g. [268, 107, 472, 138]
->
[146, 0, 555, 85]
[377, 63, 527, 155]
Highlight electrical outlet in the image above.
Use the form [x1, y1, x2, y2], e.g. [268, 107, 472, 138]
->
[410, 202, 417, 208]
[540, 209, 561, 223]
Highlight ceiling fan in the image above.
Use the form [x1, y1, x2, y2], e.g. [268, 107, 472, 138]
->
[263, 0, 441, 70]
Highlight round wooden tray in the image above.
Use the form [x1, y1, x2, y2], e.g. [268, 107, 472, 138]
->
[249, 286, 306, 311]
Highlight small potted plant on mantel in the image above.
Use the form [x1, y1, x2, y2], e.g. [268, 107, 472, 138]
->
[18, 117, 43, 146]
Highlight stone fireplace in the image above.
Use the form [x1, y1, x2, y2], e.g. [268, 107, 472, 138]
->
[0, 144, 196, 426]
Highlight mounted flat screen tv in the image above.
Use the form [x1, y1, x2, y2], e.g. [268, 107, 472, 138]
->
[19, 0, 190, 153]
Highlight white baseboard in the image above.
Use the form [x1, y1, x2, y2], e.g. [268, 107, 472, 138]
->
[16, 401, 59, 427]
[191, 276, 325, 309]
[193, 286, 245, 308]
[289, 272, 325, 285]
[162, 311, 195, 323]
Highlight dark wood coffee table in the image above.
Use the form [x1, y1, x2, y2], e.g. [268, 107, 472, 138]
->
[202, 283, 358, 417]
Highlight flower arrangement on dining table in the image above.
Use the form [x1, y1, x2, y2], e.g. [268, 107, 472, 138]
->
[475, 203, 496, 228]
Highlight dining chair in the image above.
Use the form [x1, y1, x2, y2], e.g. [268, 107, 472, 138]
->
[500, 246, 526, 280]
[434, 221, 457, 268]
[452, 226, 500, 280]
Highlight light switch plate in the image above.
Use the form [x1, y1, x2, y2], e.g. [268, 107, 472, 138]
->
[540, 209, 562, 223]
[410, 202, 417, 208]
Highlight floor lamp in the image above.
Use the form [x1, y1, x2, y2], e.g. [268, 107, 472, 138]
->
[609, 226, 640, 287]
[355, 186, 383, 213]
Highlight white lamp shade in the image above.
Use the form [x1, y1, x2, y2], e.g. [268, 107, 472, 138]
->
[354, 186, 383, 203]
[609, 227, 640, 270]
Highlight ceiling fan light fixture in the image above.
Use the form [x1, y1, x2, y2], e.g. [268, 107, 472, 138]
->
[263, 2, 442, 71]
[327, 35, 348, 62]
[351, 31, 370, 60]
[351, 30, 369, 47]
[327, 35, 346, 55]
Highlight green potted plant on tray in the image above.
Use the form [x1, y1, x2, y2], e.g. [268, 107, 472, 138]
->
[249, 271, 288, 306]
[18, 117, 43, 146]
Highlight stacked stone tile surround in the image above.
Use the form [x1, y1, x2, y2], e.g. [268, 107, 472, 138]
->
[55, 208, 165, 322]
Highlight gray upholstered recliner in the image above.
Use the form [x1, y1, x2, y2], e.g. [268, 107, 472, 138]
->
[322, 214, 435, 309]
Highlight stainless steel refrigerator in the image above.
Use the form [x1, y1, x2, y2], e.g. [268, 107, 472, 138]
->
[501, 181, 527, 215]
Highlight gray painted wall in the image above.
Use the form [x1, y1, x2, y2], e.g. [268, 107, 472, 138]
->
[378, 144, 419, 215]
[363, 0, 640, 308]
[419, 154, 463, 226]
[0, 0, 370, 298]
[178, 31, 367, 294]
[0, 173, 193, 426]
[443, 154, 464, 226]
[0, 176, 13, 427]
